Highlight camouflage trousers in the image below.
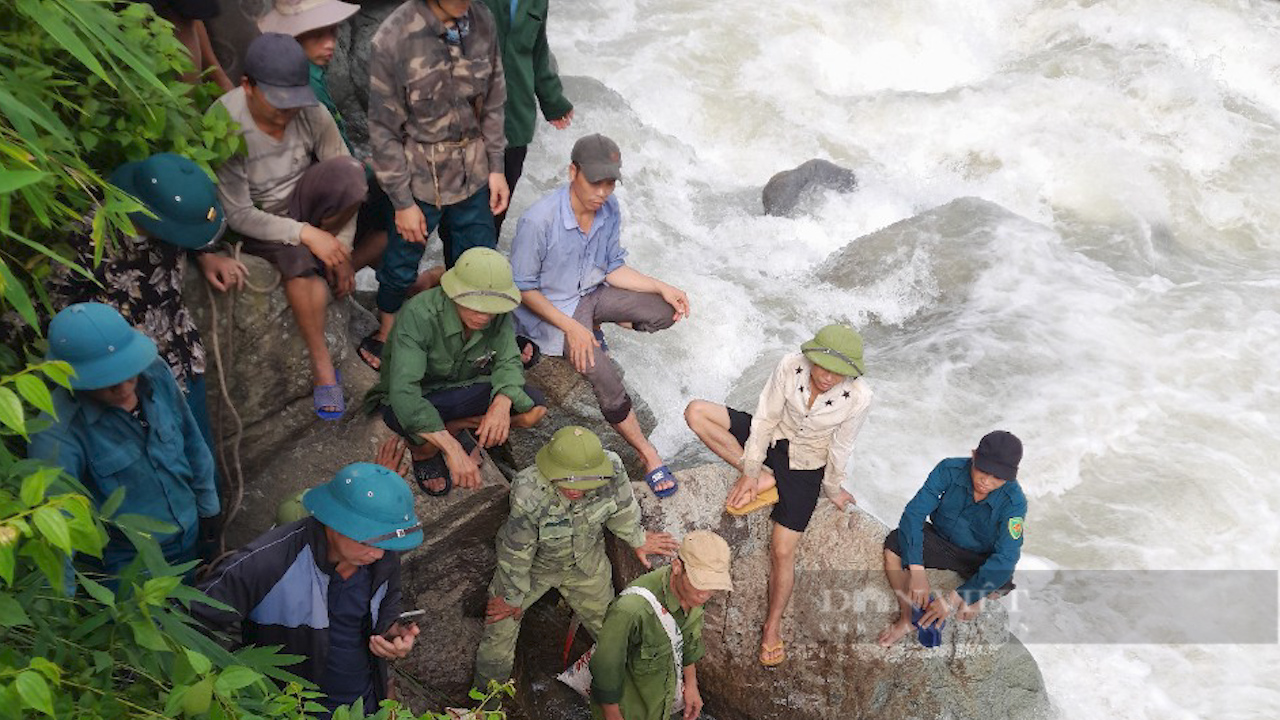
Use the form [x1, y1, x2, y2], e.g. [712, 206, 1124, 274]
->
[473, 563, 614, 690]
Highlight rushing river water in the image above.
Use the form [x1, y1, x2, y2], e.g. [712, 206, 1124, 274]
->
[475, 0, 1280, 717]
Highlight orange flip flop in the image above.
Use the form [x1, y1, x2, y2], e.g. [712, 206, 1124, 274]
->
[760, 640, 785, 667]
[726, 486, 779, 516]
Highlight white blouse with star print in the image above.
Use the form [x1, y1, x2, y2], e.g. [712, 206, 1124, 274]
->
[740, 352, 874, 500]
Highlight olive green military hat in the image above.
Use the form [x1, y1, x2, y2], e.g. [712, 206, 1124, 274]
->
[535, 426, 614, 490]
[440, 247, 522, 314]
[800, 324, 864, 377]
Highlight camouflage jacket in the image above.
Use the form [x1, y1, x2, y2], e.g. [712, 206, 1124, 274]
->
[368, 0, 507, 210]
[492, 451, 647, 607]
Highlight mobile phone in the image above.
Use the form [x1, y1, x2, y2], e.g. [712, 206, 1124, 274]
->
[382, 609, 425, 639]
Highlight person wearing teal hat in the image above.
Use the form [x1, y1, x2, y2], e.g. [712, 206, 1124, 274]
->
[49, 151, 248, 472]
[684, 323, 873, 667]
[473, 426, 677, 692]
[28, 303, 221, 578]
[193, 440, 420, 714]
[366, 247, 547, 496]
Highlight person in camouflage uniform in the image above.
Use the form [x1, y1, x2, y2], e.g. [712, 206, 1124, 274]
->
[366, 0, 510, 366]
[473, 426, 678, 690]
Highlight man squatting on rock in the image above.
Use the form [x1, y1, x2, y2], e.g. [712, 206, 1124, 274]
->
[510, 133, 690, 499]
[472, 426, 678, 690]
[878, 430, 1028, 647]
[685, 323, 872, 667]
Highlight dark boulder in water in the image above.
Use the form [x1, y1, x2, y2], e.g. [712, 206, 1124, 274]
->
[762, 159, 858, 217]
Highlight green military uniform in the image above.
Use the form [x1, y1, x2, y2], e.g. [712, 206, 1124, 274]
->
[364, 285, 534, 438]
[473, 450, 647, 688]
[588, 565, 706, 720]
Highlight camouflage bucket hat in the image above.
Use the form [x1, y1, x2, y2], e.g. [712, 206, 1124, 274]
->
[800, 324, 864, 377]
[536, 426, 613, 490]
[440, 247, 522, 314]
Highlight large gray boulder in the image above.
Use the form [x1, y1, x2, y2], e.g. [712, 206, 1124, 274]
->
[762, 159, 858, 217]
[607, 464, 1051, 720]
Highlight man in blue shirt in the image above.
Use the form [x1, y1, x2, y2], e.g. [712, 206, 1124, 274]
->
[509, 134, 689, 498]
[877, 431, 1027, 647]
[29, 303, 220, 577]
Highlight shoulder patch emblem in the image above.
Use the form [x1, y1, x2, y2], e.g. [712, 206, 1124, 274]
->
[1008, 517, 1024, 540]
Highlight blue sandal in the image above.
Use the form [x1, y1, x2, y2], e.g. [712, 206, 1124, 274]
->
[644, 465, 678, 499]
[313, 372, 345, 420]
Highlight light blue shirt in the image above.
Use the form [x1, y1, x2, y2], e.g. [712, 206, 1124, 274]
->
[509, 185, 627, 356]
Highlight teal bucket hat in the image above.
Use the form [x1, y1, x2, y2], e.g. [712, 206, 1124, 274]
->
[800, 324, 865, 377]
[304, 463, 423, 551]
[109, 153, 226, 250]
[48, 303, 158, 390]
[440, 247, 522, 314]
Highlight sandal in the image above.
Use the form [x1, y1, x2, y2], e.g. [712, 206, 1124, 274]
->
[726, 486, 779, 516]
[760, 640, 785, 667]
[313, 372, 344, 420]
[644, 465, 678, 499]
[357, 333, 384, 371]
[414, 454, 452, 497]
[516, 335, 541, 370]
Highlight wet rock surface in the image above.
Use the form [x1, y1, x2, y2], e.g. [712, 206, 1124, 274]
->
[761, 159, 858, 217]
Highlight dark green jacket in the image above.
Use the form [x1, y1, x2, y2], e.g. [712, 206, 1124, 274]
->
[480, 0, 573, 148]
[366, 287, 534, 436]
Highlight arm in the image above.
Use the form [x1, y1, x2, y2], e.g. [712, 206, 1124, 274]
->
[385, 309, 446, 437]
[604, 266, 689, 321]
[309, 110, 358, 250]
[820, 389, 871, 504]
[194, 20, 233, 93]
[480, 19, 508, 175]
[589, 597, 642, 708]
[489, 499, 539, 612]
[897, 462, 950, 569]
[171, 372, 219, 517]
[682, 664, 702, 720]
[28, 425, 87, 492]
[367, 33, 415, 211]
[214, 151, 306, 245]
[740, 358, 790, 480]
[486, 317, 535, 412]
[602, 460, 647, 550]
[531, 16, 572, 122]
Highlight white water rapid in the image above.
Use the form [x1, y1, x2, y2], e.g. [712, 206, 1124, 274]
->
[487, 0, 1280, 717]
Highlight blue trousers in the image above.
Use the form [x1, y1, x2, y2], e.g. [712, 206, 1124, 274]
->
[376, 188, 496, 314]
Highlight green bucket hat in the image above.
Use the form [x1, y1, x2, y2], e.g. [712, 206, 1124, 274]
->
[535, 426, 614, 490]
[109, 153, 226, 250]
[440, 247, 522, 314]
[800, 324, 865, 377]
[303, 463, 423, 551]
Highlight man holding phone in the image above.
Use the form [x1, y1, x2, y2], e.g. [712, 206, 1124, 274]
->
[193, 439, 422, 714]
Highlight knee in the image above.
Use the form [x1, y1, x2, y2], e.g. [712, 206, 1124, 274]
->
[601, 396, 632, 426]
[684, 399, 707, 430]
[771, 542, 797, 565]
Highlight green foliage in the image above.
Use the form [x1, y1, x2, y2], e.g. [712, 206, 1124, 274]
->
[0, 1, 511, 718]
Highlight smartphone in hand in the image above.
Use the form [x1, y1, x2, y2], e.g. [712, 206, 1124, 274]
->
[382, 609, 425, 640]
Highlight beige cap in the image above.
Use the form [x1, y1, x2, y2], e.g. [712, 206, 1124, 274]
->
[679, 531, 733, 592]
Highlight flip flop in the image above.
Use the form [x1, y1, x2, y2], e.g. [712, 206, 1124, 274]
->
[313, 372, 344, 420]
[414, 454, 452, 497]
[760, 640, 785, 667]
[357, 333, 384, 371]
[516, 335, 541, 370]
[644, 465, 678, 499]
[726, 485, 779, 516]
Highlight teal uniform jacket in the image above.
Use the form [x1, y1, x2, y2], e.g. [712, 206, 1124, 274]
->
[479, 0, 573, 148]
[28, 358, 219, 570]
[898, 457, 1027, 603]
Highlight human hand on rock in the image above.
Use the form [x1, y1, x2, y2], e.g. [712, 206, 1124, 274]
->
[634, 531, 679, 568]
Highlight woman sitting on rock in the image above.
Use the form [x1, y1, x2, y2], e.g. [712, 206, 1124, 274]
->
[684, 324, 873, 667]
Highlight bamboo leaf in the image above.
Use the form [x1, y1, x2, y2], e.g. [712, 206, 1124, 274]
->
[14, 374, 55, 417]
[32, 506, 71, 553]
[0, 386, 26, 437]
[0, 259, 37, 328]
[0, 592, 32, 627]
[20, 0, 113, 86]
[0, 170, 45, 194]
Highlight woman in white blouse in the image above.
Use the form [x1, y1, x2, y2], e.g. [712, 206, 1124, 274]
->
[684, 324, 873, 666]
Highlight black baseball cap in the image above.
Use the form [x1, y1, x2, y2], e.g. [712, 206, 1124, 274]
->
[243, 32, 318, 110]
[571, 133, 622, 183]
[974, 430, 1022, 482]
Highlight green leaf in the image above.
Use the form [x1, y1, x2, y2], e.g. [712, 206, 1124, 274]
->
[184, 648, 212, 675]
[0, 386, 25, 437]
[27, 658, 60, 683]
[32, 506, 71, 553]
[0, 170, 45, 194]
[14, 670, 53, 717]
[0, 545, 14, 585]
[37, 361, 74, 390]
[129, 618, 168, 651]
[20, 541, 64, 593]
[14, 375, 54, 417]
[19, 471, 50, 508]
[116, 513, 178, 535]
[75, 571, 115, 606]
[99, 486, 126, 519]
[0, 592, 32, 627]
[140, 575, 181, 605]
[19, 0, 112, 86]
[213, 665, 262, 693]
[0, 260, 37, 330]
[181, 677, 213, 717]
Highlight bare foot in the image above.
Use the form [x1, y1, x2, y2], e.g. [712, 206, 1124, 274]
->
[725, 477, 758, 510]
[877, 618, 913, 648]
